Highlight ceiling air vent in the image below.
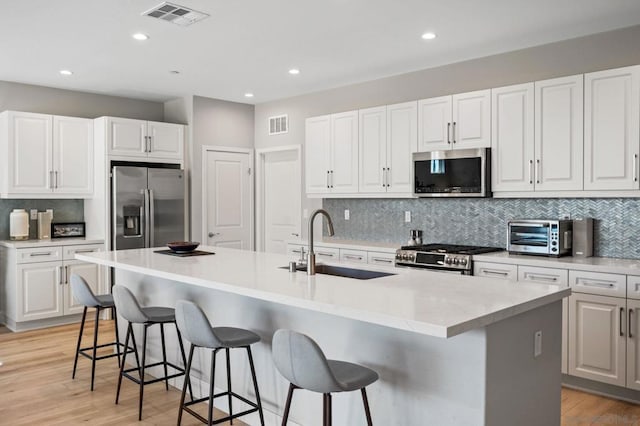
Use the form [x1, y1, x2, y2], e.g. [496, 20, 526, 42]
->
[269, 115, 289, 135]
[143, 2, 209, 27]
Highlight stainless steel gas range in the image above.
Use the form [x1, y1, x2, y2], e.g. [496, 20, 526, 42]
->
[395, 244, 503, 275]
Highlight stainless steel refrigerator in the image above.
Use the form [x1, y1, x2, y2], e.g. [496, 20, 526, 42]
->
[112, 165, 186, 250]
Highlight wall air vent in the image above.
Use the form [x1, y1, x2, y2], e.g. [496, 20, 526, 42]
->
[268, 115, 289, 135]
[143, 2, 209, 27]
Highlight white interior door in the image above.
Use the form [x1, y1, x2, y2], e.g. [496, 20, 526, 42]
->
[260, 148, 301, 254]
[204, 149, 253, 250]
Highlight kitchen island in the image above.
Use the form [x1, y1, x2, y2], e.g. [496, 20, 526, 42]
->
[78, 246, 569, 426]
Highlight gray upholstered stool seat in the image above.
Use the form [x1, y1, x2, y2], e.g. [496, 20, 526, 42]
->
[175, 300, 265, 426]
[112, 285, 190, 421]
[272, 329, 379, 425]
[70, 274, 125, 391]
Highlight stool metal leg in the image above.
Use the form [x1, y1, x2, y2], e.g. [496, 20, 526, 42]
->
[361, 388, 373, 426]
[115, 322, 133, 404]
[175, 325, 193, 399]
[208, 348, 219, 426]
[323, 393, 332, 426]
[90, 307, 101, 391]
[138, 324, 148, 421]
[72, 306, 88, 380]
[281, 383, 296, 426]
[113, 306, 122, 368]
[226, 348, 233, 424]
[177, 344, 195, 426]
[246, 346, 265, 426]
[160, 323, 169, 391]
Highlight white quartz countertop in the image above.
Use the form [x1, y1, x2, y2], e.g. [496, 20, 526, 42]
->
[77, 246, 568, 339]
[287, 238, 399, 253]
[0, 238, 104, 248]
[474, 251, 640, 276]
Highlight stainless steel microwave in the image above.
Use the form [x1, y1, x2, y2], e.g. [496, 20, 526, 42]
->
[413, 148, 491, 197]
[508, 219, 573, 257]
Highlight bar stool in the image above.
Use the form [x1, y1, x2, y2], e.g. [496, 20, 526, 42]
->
[71, 274, 126, 391]
[175, 300, 265, 426]
[112, 285, 191, 421]
[272, 329, 379, 426]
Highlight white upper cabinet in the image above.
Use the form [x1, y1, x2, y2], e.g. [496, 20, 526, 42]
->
[534, 75, 584, 191]
[451, 90, 491, 149]
[584, 65, 640, 190]
[0, 111, 93, 198]
[104, 117, 184, 161]
[418, 90, 490, 152]
[359, 106, 387, 193]
[305, 115, 332, 194]
[359, 102, 417, 195]
[305, 111, 358, 195]
[491, 83, 535, 192]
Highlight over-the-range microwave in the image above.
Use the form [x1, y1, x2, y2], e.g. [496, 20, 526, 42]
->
[413, 148, 491, 197]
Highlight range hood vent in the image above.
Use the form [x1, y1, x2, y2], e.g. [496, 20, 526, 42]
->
[269, 115, 288, 135]
[143, 2, 209, 27]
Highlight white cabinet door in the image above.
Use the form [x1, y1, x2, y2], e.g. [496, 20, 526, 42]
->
[330, 111, 359, 193]
[359, 106, 387, 193]
[491, 83, 535, 192]
[418, 96, 452, 151]
[568, 293, 626, 386]
[53, 116, 94, 195]
[107, 117, 147, 157]
[387, 101, 417, 194]
[6, 111, 53, 194]
[535, 75, 584, 191]
[627, 298, 640, 391]
[584, 65, 640, 190]
[451, 90, 491, 149]
[17, 262, 63, 321]
[305, 115, 331, 194]
[64, 260, 101, 315]
[147, 121, 184, 160]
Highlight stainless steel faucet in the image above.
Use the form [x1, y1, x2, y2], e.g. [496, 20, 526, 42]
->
[307, 209, 335, 275]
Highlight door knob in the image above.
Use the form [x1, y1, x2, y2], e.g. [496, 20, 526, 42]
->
[208, 232, 220, 238]
[291, 233, 300, 237]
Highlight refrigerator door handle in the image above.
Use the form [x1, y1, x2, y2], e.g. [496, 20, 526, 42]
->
[148, 189, 155, 247]
[143, 189, 151, 248]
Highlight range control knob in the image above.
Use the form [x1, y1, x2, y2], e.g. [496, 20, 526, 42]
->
[445, 257, 452, 265]
[453, 258, 460, 265]
[409, 254, 415, 261]
[460, 258, 468, 266]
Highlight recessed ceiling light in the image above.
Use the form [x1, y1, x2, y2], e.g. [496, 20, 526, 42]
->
[244, 93, 254, 98]
[421, 32, 437, 40]
[59, 70, 73, 76]
[288, 68, 300, 75]
[132, 33, 149, 41]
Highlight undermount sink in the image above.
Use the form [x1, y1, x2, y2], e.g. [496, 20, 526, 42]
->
[281, 264, 396, 280]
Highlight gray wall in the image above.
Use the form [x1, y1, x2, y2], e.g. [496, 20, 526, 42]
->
[254, 24, 640, 245]
[0, 80, 166, 240]
[190, 96, 255, 240]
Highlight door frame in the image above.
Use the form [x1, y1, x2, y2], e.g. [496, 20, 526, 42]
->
[201, 145, 255, 250]
[256, 145, 302, 252]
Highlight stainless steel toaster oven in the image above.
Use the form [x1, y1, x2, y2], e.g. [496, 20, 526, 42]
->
[508, 219, 573, 257]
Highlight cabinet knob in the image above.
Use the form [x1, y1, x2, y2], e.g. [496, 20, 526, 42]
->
[208, 232, 220, 238]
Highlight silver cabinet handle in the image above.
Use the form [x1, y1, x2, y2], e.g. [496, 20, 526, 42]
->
[525, 274, 558, 282]
[326, 171, 330, 189]
[634, 154, 638, 182]
[64, 265, 69, 284]
[371, 257, 393, 264]
[291, 249, 302, 254]
[344, 254, 363, 260]
[386, 167, 390, 188]
[330, 170, 334, 188]
[580, 280, 615, 288]
[528, 160, 533, 185]
[317, 252, 335, 257]
[74, 249, 96, 254]
[208, 232, 220, 238]
[482, 269, 509, 277]
[447, 122, 451, 144]
[452, 122, 456, 144]
[30, 252, 53, 257]
[382, 167, 386, 188]
[536, 159, 541, 184]
[620, 307, 625, 337]
[630, 309, 634, 339]
[148, 135, 152, 153]
[291, 233, 299, 237]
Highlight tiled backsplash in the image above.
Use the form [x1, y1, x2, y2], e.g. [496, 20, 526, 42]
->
[324, 198, 640, 259]
[0, 199, 84, 240]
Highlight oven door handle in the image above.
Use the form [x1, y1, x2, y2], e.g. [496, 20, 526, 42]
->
[509, 222, 549, 228]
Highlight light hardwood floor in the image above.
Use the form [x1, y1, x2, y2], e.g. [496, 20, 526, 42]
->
[1, 321, 640, 425]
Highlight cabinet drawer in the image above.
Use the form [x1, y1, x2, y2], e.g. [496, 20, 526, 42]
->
[17, 247, 62, 264]
[518, 265, 568, 287]
[314, 246, 340, 261]
[473, 262, 517, 280]
[627, 276, 640, 300]
[367, 251, 396, 267]
[63, 244, 103, 260]
[569, 270, 626, 297]
[339, 249, 367, 264]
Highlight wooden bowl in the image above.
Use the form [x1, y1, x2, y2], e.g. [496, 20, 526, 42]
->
[167, 241, 200, 253]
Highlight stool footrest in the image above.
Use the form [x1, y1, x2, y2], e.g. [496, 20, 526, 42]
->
[122, 361, 185, 386]
[79, 342, 134, 361]
[182, 390, 260, 425]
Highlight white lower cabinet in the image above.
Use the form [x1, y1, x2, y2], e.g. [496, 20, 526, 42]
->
[285, 243, 396, 268]
[1, 243, 103, 330]
[339, 249, 367, 264]
[473, 261, 518, 280]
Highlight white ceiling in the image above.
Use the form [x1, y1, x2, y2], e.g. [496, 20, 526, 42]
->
[1, 0, 640, 104]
